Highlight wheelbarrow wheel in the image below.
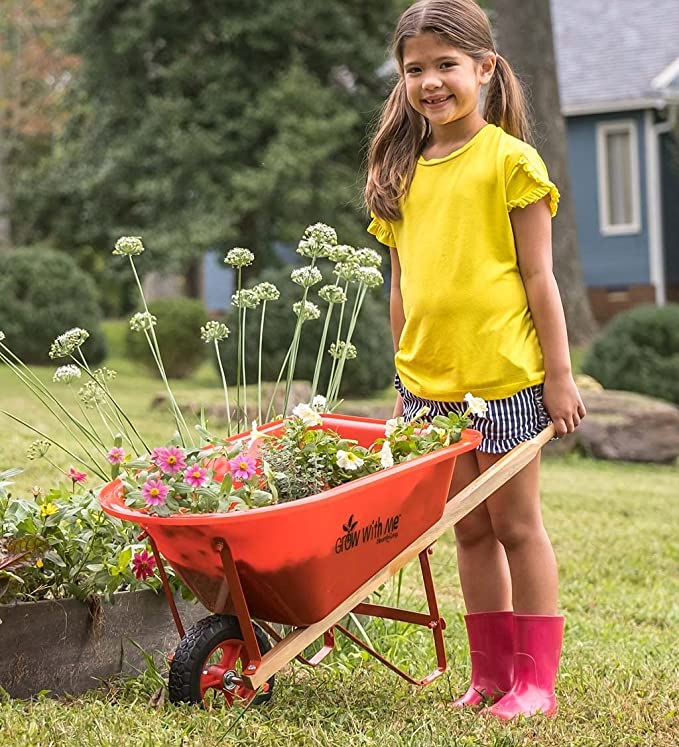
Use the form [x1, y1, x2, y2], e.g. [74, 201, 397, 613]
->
[168, 614, 274, 707]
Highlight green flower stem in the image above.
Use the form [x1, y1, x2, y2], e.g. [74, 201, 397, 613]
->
[0, 410, 107, 480]
[128, 256, 193, 447]
[310, 302, 335, 400]
[235, 268, 243, 430]
[325, 280, 350, 399]
[264, 346, 292, 422]
[75, 399, 106, 448]
[0, 349, 106, 467]
[213, 340, 232, 434]
[328, 284, 367, 404]
[72, 352, 149, 454]
[0, 346, 102, 449]
[241, 306, 249, 427]
[257, 301, 267, 424]
[281, 294, 308, 418]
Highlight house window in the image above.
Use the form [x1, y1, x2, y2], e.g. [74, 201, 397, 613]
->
[596, 121, 641, 236]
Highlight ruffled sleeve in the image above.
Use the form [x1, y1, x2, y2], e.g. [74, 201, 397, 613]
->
[505, 146, 560, 218]
[367, 212, 396, 248]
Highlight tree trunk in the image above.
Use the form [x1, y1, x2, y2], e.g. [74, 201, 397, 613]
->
[0, 62, 11, 248]
[491, 0, 597, 345]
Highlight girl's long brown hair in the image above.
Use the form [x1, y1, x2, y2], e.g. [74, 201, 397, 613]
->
[365, 0, 531, 222]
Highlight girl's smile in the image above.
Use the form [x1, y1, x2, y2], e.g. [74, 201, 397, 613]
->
[402, 33, 495, 143]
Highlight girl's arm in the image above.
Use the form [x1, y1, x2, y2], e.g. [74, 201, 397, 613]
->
[510, 199, 586, 437]
[389, 247, 405, 417]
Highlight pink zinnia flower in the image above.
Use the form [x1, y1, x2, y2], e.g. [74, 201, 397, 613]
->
[131, 549, 156, 580]
[155, 446, 186, 475]
[183, 465, 208, 488]
[228, 455, 258, 481]
[150, 447, 166, 465]
[68, 467, 87, 483]
[142, 479, 169, 506]
[107, 447, 125, 465]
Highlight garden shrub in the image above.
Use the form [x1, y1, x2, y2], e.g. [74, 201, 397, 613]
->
[582, 304, 679, 404]
[214, 265, 394, 398]
[126, 297, 209, 378]
[0, 246, 107, 365]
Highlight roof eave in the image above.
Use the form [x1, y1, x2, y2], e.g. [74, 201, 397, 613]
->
[562, 95, 679, 117]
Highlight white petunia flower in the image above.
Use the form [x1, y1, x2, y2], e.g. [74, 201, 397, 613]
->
[336, 449, 364, 471]
[380, 441, 394, 469]
[292, 402, 322, 426]
[464, 392, 488, 418]
[312, 394, 327, 412]
[384, 417, 403, 437]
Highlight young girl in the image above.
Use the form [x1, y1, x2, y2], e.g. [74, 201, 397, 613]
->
[365, 0, 585, 720]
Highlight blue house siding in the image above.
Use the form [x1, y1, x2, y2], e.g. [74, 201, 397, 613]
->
[661, 133, 679, 287]
[565, 111, 649, 288]
[202, 250, 234, 313]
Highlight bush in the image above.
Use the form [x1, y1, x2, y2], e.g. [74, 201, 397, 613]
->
[125, 297, 209, 378]
[214, 266, 394, 398]
[582, 304, 679, 404]
[0, 246, 107, 365]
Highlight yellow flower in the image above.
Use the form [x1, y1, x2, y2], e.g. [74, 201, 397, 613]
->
[35, 559, 44, 568]
[40, 502, 58, 517]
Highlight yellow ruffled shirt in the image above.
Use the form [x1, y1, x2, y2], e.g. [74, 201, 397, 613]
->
[368, 124, 560, 402]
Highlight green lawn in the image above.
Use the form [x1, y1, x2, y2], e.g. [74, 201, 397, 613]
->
[1, 333, 677, 745]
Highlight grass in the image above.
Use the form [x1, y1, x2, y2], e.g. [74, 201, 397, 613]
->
[1, 331, 678, 745]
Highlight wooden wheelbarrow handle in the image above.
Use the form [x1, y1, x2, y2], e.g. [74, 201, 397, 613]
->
[244, 424, 556, 689]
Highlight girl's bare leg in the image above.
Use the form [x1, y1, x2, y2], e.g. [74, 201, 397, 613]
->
[478, 452, 559, 614]
[450, 451, 512, 612]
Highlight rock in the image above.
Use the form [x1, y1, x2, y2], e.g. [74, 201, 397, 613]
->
[572, 389, 679, 464]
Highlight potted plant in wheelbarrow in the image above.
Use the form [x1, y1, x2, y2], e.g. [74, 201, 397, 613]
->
[1, 225, 487, 706]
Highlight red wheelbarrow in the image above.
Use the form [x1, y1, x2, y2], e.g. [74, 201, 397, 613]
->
[99, 413, 554, 707]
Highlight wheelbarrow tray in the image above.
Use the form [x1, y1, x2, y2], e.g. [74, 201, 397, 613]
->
[99, 413, 481, 627]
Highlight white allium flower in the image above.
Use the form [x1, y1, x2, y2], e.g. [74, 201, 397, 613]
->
[327, 244, 355, 263]
[356, 266, 384, 288]
[78, 380, 107, 409]
[253, 282, 280, 302]
[334, 261, 360, 282]
[328, 340, 357, 360]
[336, 449, 364, 471]
[464, 392, 488, 418]
[293, 301, 321, 321]
[292, 402, 322, 427]
[201, 320, 230, 343]
[384, 417, 403, 437]
[318, 284, 347, 304]
[380, 440, 394, 469]
[355, 248, 382, 268]
[53, 365, 81, 384]
[224, 247, 255, 268]
[49, 328, 90, 359]
[291, 266, 323, 288]
[113, 236, 145, 256]
[231, 289, 260, 309]
[26, 439, 51, 460]
[93, 367, 117, 385]
[311, 394, 327, 412]
[296, 223, 337, 259]
[129, 312, 157, 332]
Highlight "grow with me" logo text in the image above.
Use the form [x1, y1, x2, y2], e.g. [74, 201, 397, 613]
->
[334, 512, 402, 554]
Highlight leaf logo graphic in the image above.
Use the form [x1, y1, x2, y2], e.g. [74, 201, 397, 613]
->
[342, 515, 358, 533]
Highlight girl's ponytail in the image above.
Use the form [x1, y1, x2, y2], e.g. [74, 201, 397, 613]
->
[484, 53, 532, 144]
[365, 78, 427, 222]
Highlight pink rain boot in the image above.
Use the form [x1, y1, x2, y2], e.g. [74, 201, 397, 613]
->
[487, 614, 564, 720]
[451, 611, 514, 708]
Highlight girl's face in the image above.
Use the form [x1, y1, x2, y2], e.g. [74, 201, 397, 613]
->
[402, 33, 495, 132]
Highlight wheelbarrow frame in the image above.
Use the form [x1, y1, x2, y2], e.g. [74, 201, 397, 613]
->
[146, 424, 555, 694]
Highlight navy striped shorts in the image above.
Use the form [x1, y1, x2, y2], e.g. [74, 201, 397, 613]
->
[394, 373, 551, 454]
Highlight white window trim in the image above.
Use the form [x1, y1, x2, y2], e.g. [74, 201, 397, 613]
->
[596, 120, 642, 236]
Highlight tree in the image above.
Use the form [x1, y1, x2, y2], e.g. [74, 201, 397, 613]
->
[491, 0, 597, 344]
[0, 0, 78, 247]
[30, 1, 396, 276]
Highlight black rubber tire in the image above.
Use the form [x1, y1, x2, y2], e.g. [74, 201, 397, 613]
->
[168, 614, 275, 706]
